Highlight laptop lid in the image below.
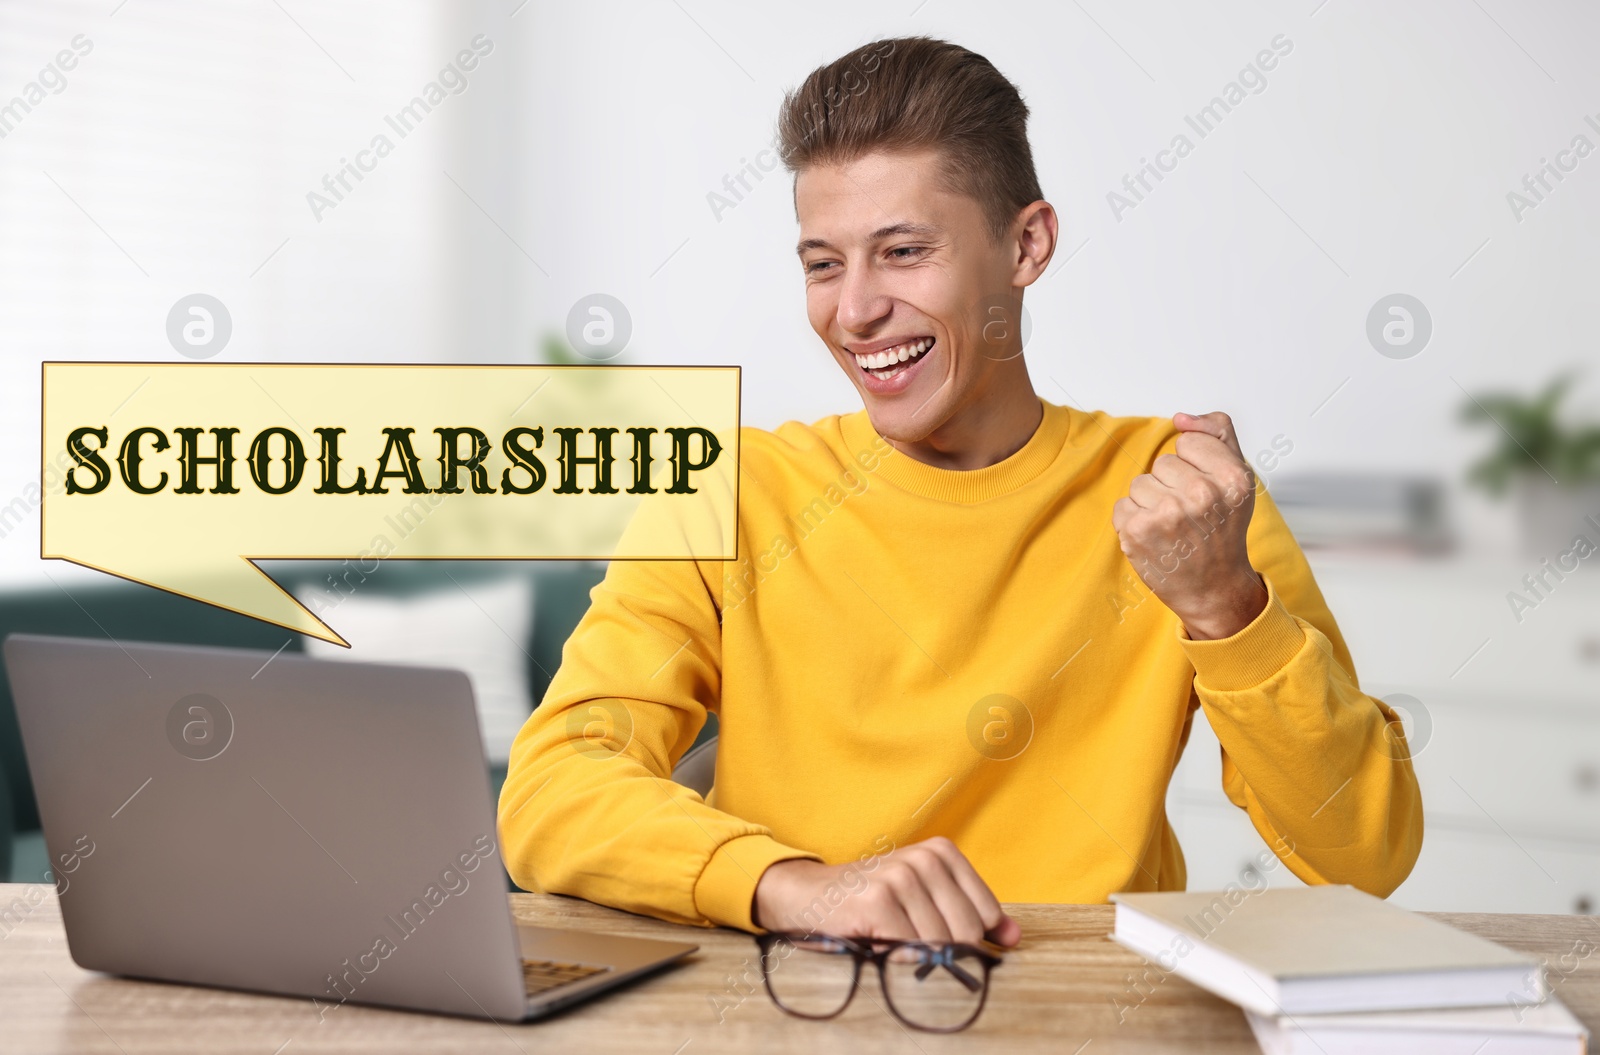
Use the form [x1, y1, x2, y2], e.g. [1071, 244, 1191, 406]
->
[3, 632, 530, 1021]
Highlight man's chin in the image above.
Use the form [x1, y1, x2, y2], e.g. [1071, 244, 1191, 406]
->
[861, 395, 944, 446]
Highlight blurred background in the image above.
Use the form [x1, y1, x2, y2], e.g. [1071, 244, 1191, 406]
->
[0, 0, 1597, 912]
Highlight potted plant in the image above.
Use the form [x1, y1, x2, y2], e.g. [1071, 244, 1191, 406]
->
[1460, 373, 1600, 557]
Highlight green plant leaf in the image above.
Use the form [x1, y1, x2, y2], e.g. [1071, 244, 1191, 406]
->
[1460, 371, 1598, 492]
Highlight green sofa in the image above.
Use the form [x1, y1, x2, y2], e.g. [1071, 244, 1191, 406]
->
[0, 559, 644, 885]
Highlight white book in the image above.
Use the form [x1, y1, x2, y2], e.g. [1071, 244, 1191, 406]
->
[1247, 994, 1589, 1055]
[1110, 886, 1546, 1017]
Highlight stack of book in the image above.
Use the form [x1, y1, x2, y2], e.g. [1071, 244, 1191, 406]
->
[1111, 885, 1588, 1053]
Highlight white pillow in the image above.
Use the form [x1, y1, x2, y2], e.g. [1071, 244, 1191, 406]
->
[296, 574, 535, 764]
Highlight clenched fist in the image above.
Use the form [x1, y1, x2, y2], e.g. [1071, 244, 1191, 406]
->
[1112, 412, 1269, 641]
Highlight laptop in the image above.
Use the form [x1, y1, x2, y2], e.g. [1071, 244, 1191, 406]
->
[2, 631, 698, 1021]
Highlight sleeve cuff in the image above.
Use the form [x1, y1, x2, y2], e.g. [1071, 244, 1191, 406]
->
[1179, 578, 1308, 692]
[693, 833, 821, 932]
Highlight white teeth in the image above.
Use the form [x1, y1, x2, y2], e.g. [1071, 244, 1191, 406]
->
[854, 338, 930, 371]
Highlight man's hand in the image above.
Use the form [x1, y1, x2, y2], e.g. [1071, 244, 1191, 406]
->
[752, 837, 1021, 947]
[1112, 411, 1269, 641]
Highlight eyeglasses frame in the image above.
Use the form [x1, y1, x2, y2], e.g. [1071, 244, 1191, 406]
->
[752, 931, 1004, 1034]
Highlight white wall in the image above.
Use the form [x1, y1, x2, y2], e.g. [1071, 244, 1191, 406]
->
[506, 0, 1599, 549]
[3, 0, 1598, 583]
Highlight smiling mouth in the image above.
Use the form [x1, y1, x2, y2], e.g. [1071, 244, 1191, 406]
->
[853, 337, 933, 380]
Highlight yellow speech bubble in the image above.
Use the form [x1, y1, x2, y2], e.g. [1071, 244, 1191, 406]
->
[41, 363, 741, 645]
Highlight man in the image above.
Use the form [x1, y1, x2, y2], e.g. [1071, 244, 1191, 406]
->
[498, 36, 1423, 948]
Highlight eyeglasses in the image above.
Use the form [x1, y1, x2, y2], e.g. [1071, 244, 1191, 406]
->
[753, 932, 1003, 1033]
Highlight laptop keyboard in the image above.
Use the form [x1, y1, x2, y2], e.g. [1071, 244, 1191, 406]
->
[522, 958, 611, 996]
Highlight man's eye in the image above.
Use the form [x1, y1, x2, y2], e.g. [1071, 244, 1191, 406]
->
[805, 260, 836, 274]
[890, 246, 926, 260]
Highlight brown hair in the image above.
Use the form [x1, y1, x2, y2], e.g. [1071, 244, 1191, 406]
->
[776, 36, 1044, 245]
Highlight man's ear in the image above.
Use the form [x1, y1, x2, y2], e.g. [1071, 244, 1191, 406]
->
[1012, 200, 1058, 287]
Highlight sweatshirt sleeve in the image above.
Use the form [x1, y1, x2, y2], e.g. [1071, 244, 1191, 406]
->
[1177, 485, 1425, 897]
[496, 505, 820, 931]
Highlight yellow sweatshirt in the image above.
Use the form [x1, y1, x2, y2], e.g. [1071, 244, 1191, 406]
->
[497, 397, 1424, 931]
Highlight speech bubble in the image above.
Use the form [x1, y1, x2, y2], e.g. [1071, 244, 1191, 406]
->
[41, 363, 741, 645]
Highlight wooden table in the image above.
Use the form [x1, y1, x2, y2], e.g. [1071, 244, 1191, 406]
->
[1, 883, 1596, 1053]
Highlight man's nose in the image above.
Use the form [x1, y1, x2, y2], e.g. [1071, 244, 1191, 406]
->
[836, 265, 892, 334]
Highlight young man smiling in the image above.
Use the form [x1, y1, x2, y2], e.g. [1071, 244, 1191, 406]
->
[498, 36, 1423, 947]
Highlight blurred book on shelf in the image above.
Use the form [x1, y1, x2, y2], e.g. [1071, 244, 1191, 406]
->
[1267, 474, 1453, 556]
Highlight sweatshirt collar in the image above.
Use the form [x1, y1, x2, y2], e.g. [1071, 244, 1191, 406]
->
[840, 396, 1072, 504]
